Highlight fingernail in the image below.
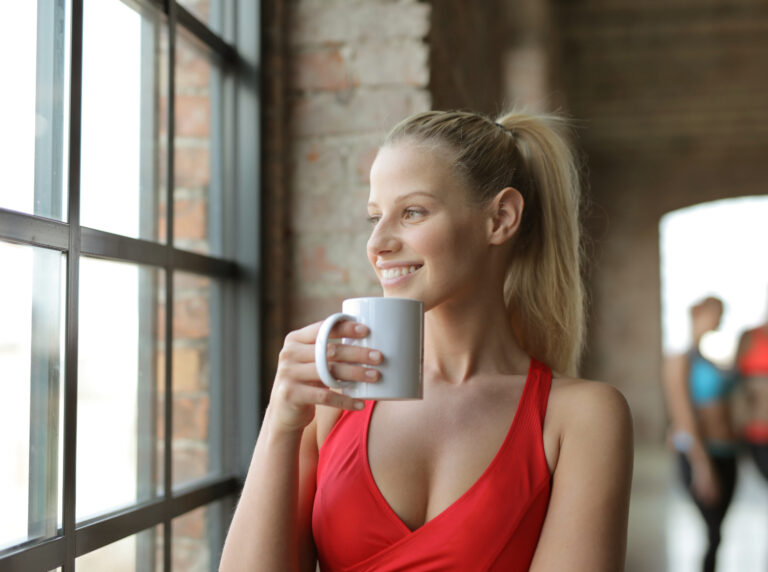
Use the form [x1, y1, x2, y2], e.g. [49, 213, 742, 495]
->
[368, 350, 381, 361]
[327, 345, 336, 357]
[365, 368, 378, 379]
[354, 401, 365, 410]
[354, 324, 368, 334]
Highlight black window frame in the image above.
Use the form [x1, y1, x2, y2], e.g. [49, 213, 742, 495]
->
[0, 0, 261, 569]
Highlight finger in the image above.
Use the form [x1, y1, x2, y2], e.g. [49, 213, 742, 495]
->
[274, 379, 364, 411]
[327, 343, 383, 366]
[287, 320, 370, 345]
[302, 385, 366, 411]
[279, 362, 380, 384]
[289, 341, 382, 366]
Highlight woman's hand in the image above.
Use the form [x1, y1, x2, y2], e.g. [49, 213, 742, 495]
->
[691, 456, 721, 506]
[268, 319, 383, 434]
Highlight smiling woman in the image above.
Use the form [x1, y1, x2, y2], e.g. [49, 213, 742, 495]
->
[221, 108, 633, 572]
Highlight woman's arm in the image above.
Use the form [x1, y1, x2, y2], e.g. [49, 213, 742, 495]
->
[662, 354, 719, 504]
[219, 320, 381, 572]
[530, 382, 633, 571]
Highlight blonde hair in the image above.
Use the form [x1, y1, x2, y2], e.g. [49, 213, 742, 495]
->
[384, 109, 586, 376]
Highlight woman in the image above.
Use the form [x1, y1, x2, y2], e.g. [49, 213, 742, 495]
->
[663, 296, 738, 572]
[736, 316, 768, 481]
[220, 110, 633, 571]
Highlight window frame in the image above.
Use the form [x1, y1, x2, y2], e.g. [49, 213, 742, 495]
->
[0, 0, 261, 569]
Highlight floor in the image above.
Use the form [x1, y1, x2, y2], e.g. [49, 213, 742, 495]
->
[628, 444, 768, 572]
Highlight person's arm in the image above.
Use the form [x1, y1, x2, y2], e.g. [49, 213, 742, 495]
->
[530, 382, 633, 571]
[219, 320, 381, 572]
[662, 353, 719, 504]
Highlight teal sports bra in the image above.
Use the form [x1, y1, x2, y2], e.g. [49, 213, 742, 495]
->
[688, 349, 735, 405]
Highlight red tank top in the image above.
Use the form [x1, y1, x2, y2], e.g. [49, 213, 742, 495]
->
[739, 327, 768, 376]
[312, 358, 553, 572]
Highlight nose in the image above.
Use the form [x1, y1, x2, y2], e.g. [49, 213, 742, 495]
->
[366, 218, 401, 258]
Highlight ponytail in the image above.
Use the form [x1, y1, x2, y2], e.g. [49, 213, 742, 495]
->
[385, 109, 586, 376]
[496, 111, 585, 376]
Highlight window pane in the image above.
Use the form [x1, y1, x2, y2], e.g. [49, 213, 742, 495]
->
[0, 242, 64, 550]
[76, 525, 162, 571]
[172, 273, 226, 487]
[174, 28, 224, 256]
[172, 498, 232, 571]
[1, 1, 69, 220]
[77, 258, 165, 521]
[177, 0, 226, 36]
[80, 0, 167, 242]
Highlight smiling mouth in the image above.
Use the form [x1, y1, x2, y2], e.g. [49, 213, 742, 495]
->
[381, 265, 422, 280]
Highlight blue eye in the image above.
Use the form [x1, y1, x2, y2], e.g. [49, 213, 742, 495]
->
[366, 215, 380, 225]
[404, 208, 425, 220]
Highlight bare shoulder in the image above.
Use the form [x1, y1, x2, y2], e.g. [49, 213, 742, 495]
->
[549, 375, 632, 429]
[545, 376, 633, 471]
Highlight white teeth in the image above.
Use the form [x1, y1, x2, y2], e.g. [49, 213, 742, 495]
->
[381, 265, 420, 279]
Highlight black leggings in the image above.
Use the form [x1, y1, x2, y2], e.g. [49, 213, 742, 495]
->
[747, 442, 768, 481]
[679, 454, 738, 572]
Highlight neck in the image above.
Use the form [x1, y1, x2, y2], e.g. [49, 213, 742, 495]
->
[422, 291, 529, 384]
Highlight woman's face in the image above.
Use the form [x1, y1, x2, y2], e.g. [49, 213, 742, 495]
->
[366, 142, 491, 310]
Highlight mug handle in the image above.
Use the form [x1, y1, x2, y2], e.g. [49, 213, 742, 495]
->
[315, 312, 356, 389]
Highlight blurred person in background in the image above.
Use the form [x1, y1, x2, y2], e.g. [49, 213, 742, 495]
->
[663, 296, 739, 572]
[735, 304, 768, 482]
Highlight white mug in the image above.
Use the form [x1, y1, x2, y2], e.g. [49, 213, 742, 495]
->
[315, 297, 423, 400]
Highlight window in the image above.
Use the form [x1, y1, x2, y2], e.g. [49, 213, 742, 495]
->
[0, 0, 260, 570]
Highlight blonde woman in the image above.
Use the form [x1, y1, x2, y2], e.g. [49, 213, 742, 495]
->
[220, 110, 633, 571]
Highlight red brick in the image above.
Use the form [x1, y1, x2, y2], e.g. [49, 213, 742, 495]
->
[349, 40, 429, 87]
[173, 295, 210, 339]
[173, 505, 207, 540]
[175, 95, 211, 138]
[292, 48, 349, 91]
[173, 444, 209, 485]
[290, 88, 431, 136]
[291, 140, 347, 196]
[175, 146, 210, 189]
[173, 395, 210, 440]
[174, 197, 207, 241]
[290, 2, 430, 46]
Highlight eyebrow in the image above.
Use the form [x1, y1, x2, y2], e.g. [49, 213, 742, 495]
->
[367, 191, 438, 208]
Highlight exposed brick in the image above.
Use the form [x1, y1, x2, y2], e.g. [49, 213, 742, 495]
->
[173, 443, 209, 485]
[293, 231, 380, 298]
[349, 40, 429, 87]
[173, 505, 207, 540]
[351, 142, 381, 185]
[173, 295, 210, 340]
[175, 146, 211, 189]
[291, 139, 348, 195]
[292, 48, 350, 91]
[290, 88, 431, 137]
[174, 196, 208, 241]
[172, 347, 203, 392]
[293, 186, 371, 233]
[174, 395, 210, 441]
[290, 1, 431, 46]
[176, 44, 211, 93]
[175, 95, 211, 138]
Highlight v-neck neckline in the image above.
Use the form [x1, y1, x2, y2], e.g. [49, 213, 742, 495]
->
[361, 357, 537, 535]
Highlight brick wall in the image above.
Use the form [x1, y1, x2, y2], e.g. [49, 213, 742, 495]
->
[284, 0, 431, 331]
[555, 0, 768, 439]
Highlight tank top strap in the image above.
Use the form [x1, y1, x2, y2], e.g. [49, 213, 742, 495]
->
[524, 358, 553, 424]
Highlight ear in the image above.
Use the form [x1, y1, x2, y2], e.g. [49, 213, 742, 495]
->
[487, 187, 524, 245]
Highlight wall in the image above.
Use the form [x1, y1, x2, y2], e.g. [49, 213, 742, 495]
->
[554, 0, 768, 439]
[285, 0, 431, 330]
